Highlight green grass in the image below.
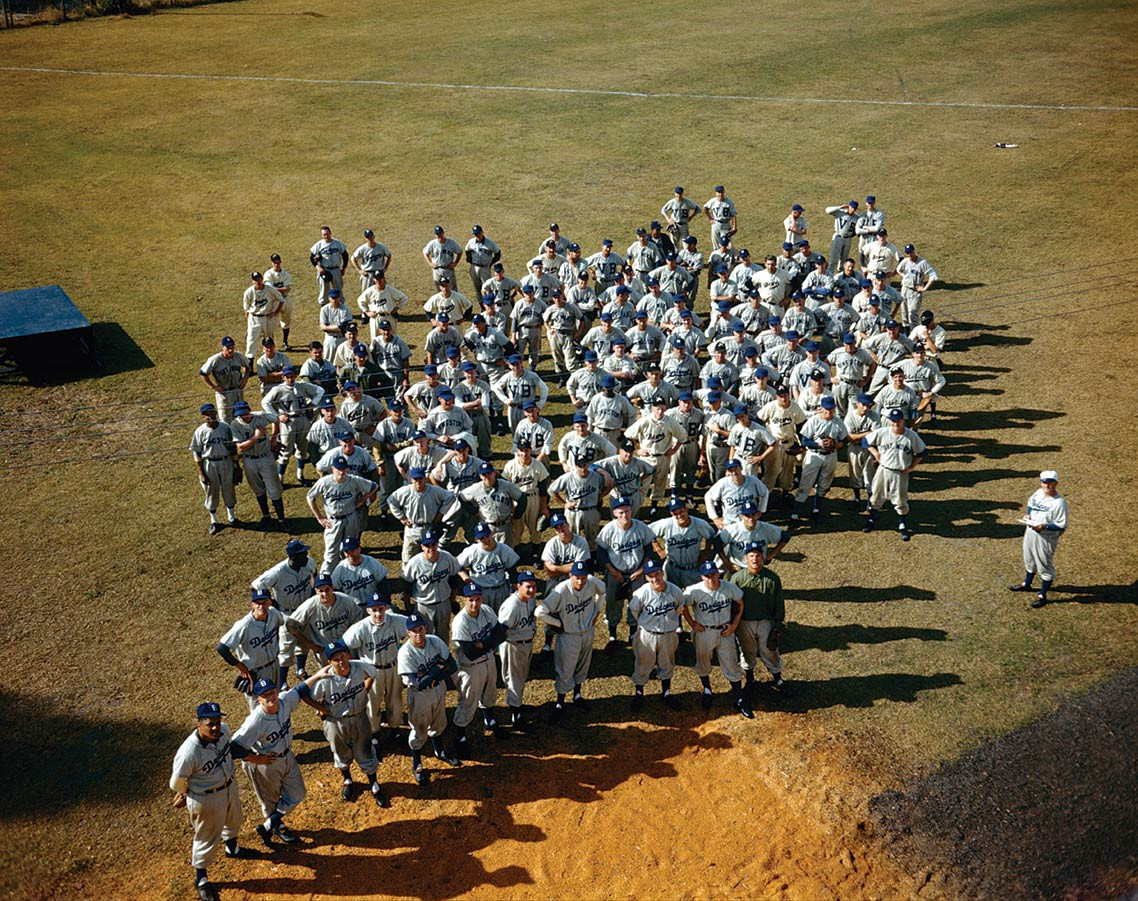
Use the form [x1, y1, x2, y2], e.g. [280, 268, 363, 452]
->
[1, 0, 1137, 896]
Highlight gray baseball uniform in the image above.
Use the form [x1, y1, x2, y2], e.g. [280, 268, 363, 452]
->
[343, 611, 408, 732]
[535, 575, 605, 694]
[170, 724, 241, 869]
[629, 580, 684, 684]
[311, 661, 379, 773]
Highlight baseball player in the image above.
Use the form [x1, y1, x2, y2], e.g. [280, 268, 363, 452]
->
[899, 344, 946, 425]
[627, 228, 663, 285]
[228, 672, 326, 848]
[844, 393, 881, 510]
[651, 497, 718, 589]
[310, 226, 349, 305]
[264, 254, 294, 349]
[540, 512, 591, 587]
[218, 589, 283, 713]
[169, 702, 250, 901]
[252, 539, 317, 685]
[677, 235, 704, 304]
[855, 195, 885, 268]
[681, 561, 752, 717]
[457, 521, 521, 613]
[864, 409, 927, 540]
[307, 639, 387, 807]
[548, 456, 610, 545]
[910, 309, 947, 366]
[625, 398, 686, 516]
[558, 413, 618, 473]
[299, 342, 339, 398]
[823, 201, 860, 276]
[703, 185, 737, 247]
[339, 381, 385, 458]
[896, 244, 938, 328]
[433, 439, 482, 543]
[343, 593, 408, 746]
[513, 400, 555, 464]
[419, 387, 476, 451]
[627, 310, 668, 363]
[497, 571, 539, 726]
[558, 244, 589, 291]
[458, 462, 526, 547]
[388, 467, 454, 564]
[404, 367, 446, 421]
[667, 392, 706, 503]
[351, 229, 392, 293]
[757, 386, 808, 498]
[451, 582, 506, 757]
[535, 560, 605, 721]
[369, 320, 412, 395]
[331, 536, 389, 608]
[400, 529, 461, 637]
[262, 365, 323, 486]
[729, 542, 790, 694]
[595, 438, 655, 517]
[586, 239, 623, 298]
[423, 314, 464, 365]
[453, 362, 495, 455]
[783, 203, 808, 245]
[792, 397, 849, 521]
[875, 368, 921, 426]
[358, 272, 410, 343]
[596, 496, 664, 648]
[306, 454, 377, 569]
[493, 355, 550, 430]
[862, 231, 902, 281]
[586, 376, 637, 446]
[1009, 471, 1069, 608]
[397, 612, 462, 784]
[254, 337, 291, 400]
[425, 279, 473, 327]
[727, 404, 778, 481]
[628, 559, 684, 711]
[285, 574, 364, 668]
[543, 290, 585, 383]
[661, 186, 701, 240]
[538, 221, 573, 257]
[827, 334, 876, 415]
[200, 336, 250, 423]
[243, 271, 284, 359]
[393, 430, 447, 482]
[303, 396, 351, 462]
[501, 442, 551, 561]
[716, 501, 790, 572]
[190, 402, 239, 535]
[509, 286, 548, 370]
[704, 458, 770, 528]
[520, 258, 561, 305]
[481, 263, 521, 320]
[422, 226, 463, 288]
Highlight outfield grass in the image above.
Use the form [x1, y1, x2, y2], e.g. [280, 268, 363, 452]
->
[1, 0, 1137, 897]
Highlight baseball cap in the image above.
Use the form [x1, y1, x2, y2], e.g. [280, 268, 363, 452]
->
[684, 235, 697, 245]
[250, 587, 272, 603]
[680, 311, 693, 320]
[740, 500, 760, 516]
[715, 184, 725, 192]
[423, 364, 438, 376]
[820, 396, 837, 410]
[331, 455, 349, 470]
[855, 393, 874, 405]
[252, 679, 276, 697]
[643, 559, 663, 575]
[887, 408, 905, 421]
[341, 535, 361, 552]
[436, 388, 455, 400]
[313, 573, 333, 588]
[724, 458, 742, 469]
[1040, 470, 1058, 482]
[650, 220, 662, 229]
[755, 366, 769, 378]
[250, 271, 263, 281]
[904, 243, 915, 253]
[364, 228, 375, 238]
[636, 227, 647, 236]
[785, 330, 800, 341]
[478, 461, 496, 475]
[678, 390, 694, 401]
[516, 570, 537, 584]
[769, 315, 782, 324]
[522, 399, 537, 410]
[868, 296, 881, 306]
[791, 203, 804, 212]
[611, 496, 631, 510]
[634, 310, 648, 319]
[549, 512, 568, 528]
[473, 522, 493, 539]
[572, 412, 589, 424]
[782, 242, 794, 251]
[515, 440, 532, 451]
[671, 336, 685, 347]
[619, 437, 635, 451]
[584, 350, 598, 361]
[196, 702, 224, 719]
[366, 593, 389, 608]
[842, 333, 857, 344]
[775, 384, 790, 394]
[569, 243, 581, 252]
[437, 312, 450, 322]
[865, 195, 876, 203]
[719, 236, 731, 246]
[232, 400, 251, 415]
[732, 403, 748, 416]
[707, 376, 723, 388]
[508, 353, 523, 364]
[739, 248, 750, 257]
[810, 369, 825, 381]
[798, 240, 811, 248]
[408, 466, 427, 479]
[375, 317, 392, 330]
[462, 580, 483, 596]
[472, 225, 483, 234]
[460, 361, 476, 372]
[874, 271, 888, 280]
[454, 438, 470, 450]
[601, 374, 617, 388]
[569, 561, 590, 577]
[334, 429, 355, 441]
[616, 286, 631, 295]
[700, 560, 720, 576]
[668, 497, 687, 511]
[286, 539, 310, 555]
[328, 288, 342, 298]
[708, 390, 722, 402]
[388, 399, 405, 411]
[920, 310, 935, 324]
[549, 222, 559, 230]
[434, 225, 444, 235]
[859, 278, 873, 288]
[652, 397, 669, 407]
[744, 541, 764, 556]
[324, 639, 350, 659]
[521, 285, 535, 294]
[885, 319, 900, 328]
[674, 186, 684, 193]
[420, 529, 440, 546]
[220, 336, 236, 347]
[805, 340, 820, 351]
[743, 347, 758, 358]
[602, 238, 614, 247]
[716, 300, 733, 312]
[405, 612, 428, 631]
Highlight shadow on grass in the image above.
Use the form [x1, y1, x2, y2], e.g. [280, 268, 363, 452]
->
[776, 671, 962, 711]
[786, 585, 936, 603]
[930, 407, 1065, 432]
[783, 623, 949, 653]
[1048, 580, 1138, 606]
[919, 432, 1062, 461]
[908, 498, 1023, 540]
[223, 719, 729, 898]
[0, 690, 184, 819]
[935, 282, 986, 292]
[944, 332, 1032, 351]
[910, 466, 1034, 491]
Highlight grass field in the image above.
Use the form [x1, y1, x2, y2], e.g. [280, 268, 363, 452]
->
[1, 1, 1137, 898]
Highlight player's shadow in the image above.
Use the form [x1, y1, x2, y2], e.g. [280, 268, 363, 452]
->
[918, 432, 1062, 462]
[0, 690, 185, 819]
[1043, 581, 1138, 606]
[936, 408, 1065, 432]
[944, 331, 1032, 351]
[908, 498, 1023, 540]
[910, 466, 1033, 491]
[783, 623, 949, 653]
[776, 671, 963, 711]
[227, 719, 726, 899]
[935, 281, 986, 292]
[786, 584, 937, 604]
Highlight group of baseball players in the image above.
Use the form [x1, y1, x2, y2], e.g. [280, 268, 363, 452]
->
[177, 188, 1067, 901]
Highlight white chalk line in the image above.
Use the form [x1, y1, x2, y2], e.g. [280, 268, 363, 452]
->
[1, 65, 1136, 113]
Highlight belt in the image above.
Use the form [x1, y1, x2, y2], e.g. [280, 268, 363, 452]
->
[508, 639, 533, 645]
[205, 457, 232, 462]
[196, 777, 233, 796]
[333, 511, 358, 520]
[487, 520, 508, 529]
[244, 453, 269, 459]
[252, 312, 273, 317]
[645, 628, 675, 635]
[325, 266, 341, 271]
[375, 662, 395, 670]
[572, 505, 597, 512]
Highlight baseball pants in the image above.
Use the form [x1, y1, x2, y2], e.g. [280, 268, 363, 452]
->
[279, 296, 293, 335]
[515, 327, 543, 368]
[401, 525, 427, 565]
[470, 412, 492, 459]
[549, 331, 578, 377]
[469, 264, 491, 298]
[795, 451, 838, 503]
[453, 656, 497, 728]
[245, 315, 278, 359]
[322, 711, 379, 773]
[706, 444, 730, 484]
[243, 454, 283, 502]
[322, 511, 362, 571]
[322, 333, 344, 363]
[213, 389, 245, 424]
[598, 426, 626, 448]
[201, 458, 237, 514]
[275, 415, 311, 468]
[762, 442, 799, 491]
[847, 447, 877, 493]
[317, 267, 343, 305]
[900, 288, 923, 329]
[632, 629, 679, 685]
[552, 630, 594, 695]
[693, 625, 743, 682]
[185, 779, 242, 868]
[366, 664, 403, 731]
[566, 508, 601, 545]
[479, 582, 511, 614]
[405, 682, 447, 751]
[277, 621, 301, 672]
[828, 236, 852, 276]
[870, 467, 911, 516]
[711, 222, 733, 248]
[501, 638, 534, 708]
[510, 494, 543, 546]
[243, 752, 306, 819]
[641, 452, 670, 507]
[441, 501, 477, 545]
[671, 442, 700, 497]
[665, 563, 701, 590]
[737, 619, 782, 676]
[605, 572, 644, 633]
[415, 601, 452, 639]
[506, 404, 527, 431]
[1023, 529, 1060, 581]
[832, 381, 861, 417]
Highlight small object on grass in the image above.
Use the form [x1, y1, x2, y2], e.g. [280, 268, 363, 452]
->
[994, 142, 1019, 148]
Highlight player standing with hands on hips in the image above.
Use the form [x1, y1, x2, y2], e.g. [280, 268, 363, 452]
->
[1009, 470, 1068, 608]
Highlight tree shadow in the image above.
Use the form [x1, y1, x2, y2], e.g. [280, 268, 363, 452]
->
[226, 719, 730, 899]
[773, 671, 963, 711]
[786, 585, 937, 604]
[783, 623, 948, 653]
[1046, 581, 1138, 606]
[0, 690, 185, 819]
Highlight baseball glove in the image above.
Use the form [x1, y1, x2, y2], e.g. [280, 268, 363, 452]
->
[819, 437, 837, 453]
[233, 675, 252, 695]
[232, 464, 244, 486]
[768, 628, 784, 650]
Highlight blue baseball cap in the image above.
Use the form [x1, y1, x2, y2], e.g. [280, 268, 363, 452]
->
[549, 512, 568, 528]
[743, 347, 758, 358]
[611, 496, 631, 510]
[584, 350, 598, 361]
[508, 353, 523, 364]
[405, 612, 428, 630]
[572, 412, 589, 423]
[324, 639, 350, 659]
[233, 400, 251, 415]
[462, 580, 483, 597]
[319, 397, 335, 410]
[366, 593, 389, 608]
[454, 438, 470, 450]
[199, 402, 217, 415]
[408, 466, 427, 479]
[634, 310, 648, 319]
[601, 374, 617, 388]
[196, 702, 224, 719]
[708, 390, 722, 402]
[717, 300, 733, 311]
[643, 558, 663, 575]
[856, 393, 874, 405]
[331, 455, 350, 470]
[785, 330, 800, 341]
[612, 336, 627, 345]
[740, 500, 760, 516]
[769, 315, 782, 324]
[684, 235, 697, 245]
[732, 403, 748, 416]
[388, 399, 405, 410]
[286, 539, 310, 555]
[700, 560, 720, 576]
[220, 335, 236, 347]
[671, 336, 685, 347]
[725, 458, 742, 469]
[313, 573, 333, 588]
[478, 462, 496, 475]
[887, 408, 905, 421]
[522, 399, 538, 410]
[341, 535, 361, 551]
[805, 340, 820, 351]
[602, 238, 613, 247]
[516, 570, 537, 584]
[791, 203, 804, 212]
[252, 679, 277, 697]
[569, 560, 590, 577]
[668, 497, 687, 511]
[754, 366, 769, 378]
[744, 541, 765, 555]
[420, 528, 440, 545]
[334, 429, 355, 441]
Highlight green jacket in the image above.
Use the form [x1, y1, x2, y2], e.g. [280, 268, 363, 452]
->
[729, 566, 784, 622]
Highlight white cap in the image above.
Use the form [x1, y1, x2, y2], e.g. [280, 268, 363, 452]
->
[1039, 470, 1058, 482]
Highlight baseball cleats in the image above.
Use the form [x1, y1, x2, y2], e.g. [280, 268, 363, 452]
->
[274, 825, 300, 845]
[434, 748, 462, 767]
[771, 677, 795, 698]
[549, 701, 565, 724]
[736, 696, 755, 719]
[413, 763, 431, 785]
[371, 784, 390, 808]
[862, 515, 876, 533]
[572, 692, 590, 712]
[1031, 594, 1047, 609]
[700, 688, 713, 710]
[900, 528, 911, 542]
[511, 709, 526, 728]
[208, 522, 222, 536]
[254, 824, 275, 849]
[224, 843, 258, 860]
[195, 877, 220, 901]
[341, 781, 353, 801]
[1008, 583, 1033, 592]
